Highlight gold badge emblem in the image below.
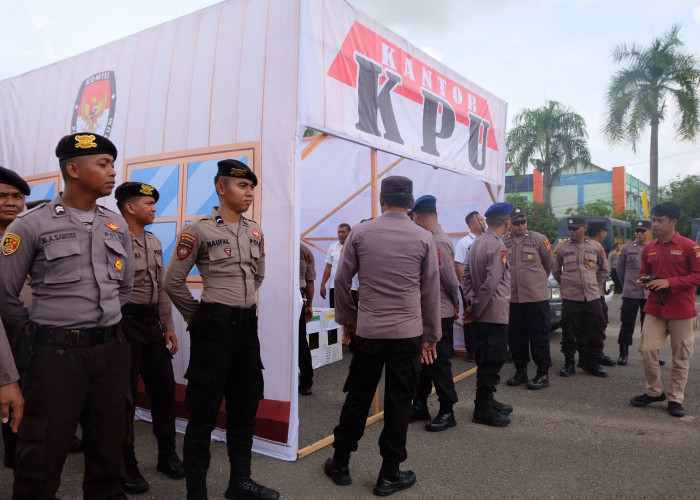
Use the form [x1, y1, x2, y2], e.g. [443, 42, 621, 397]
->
[114, 258, 123, 272]
[589, 261, 594, 267]
[231, 168, 247, 177]
[139, 184, 154, 196]
[105, 222, 120, 231]
[527, 254, 533, 260]
[2, 233, 21, 256]
[74, 134, 97, 149]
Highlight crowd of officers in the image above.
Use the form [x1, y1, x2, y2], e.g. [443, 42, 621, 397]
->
[0, 133, 698, 499]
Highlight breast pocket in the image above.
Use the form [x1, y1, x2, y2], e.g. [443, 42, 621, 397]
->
[154, 251, 164, 280]
[104, 239, 127, 281]
[584, 251, 598, 270]
[208, 246, 235, 274]
[522, 248, 536, 263]
[42, 241, 82, 284]
[562, 254, 577, 272]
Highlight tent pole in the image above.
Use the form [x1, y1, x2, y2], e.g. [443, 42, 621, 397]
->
[369, 148, 381, 416]
[301, 133, 328, 160]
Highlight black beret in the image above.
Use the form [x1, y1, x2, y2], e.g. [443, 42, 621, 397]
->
[635, 220, 651, 230]
[55, 133, 118, 161]
[380, 176, 412, 196]
[510, 206, 526, 219]
[114, 182, 160, 203]
[216, 159, 257, 186]
[0, 166, 30, 195]
[566, 215, 586, 227]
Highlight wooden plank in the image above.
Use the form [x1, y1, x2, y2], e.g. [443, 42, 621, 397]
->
[301, 133, 328, 161]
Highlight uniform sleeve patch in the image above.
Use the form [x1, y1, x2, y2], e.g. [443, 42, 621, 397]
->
[544, 239, 552, 252]
[2, 233, 21, 256]
[177, 233, 197, 260]
[601, 247, 607, 259]
[501, 248, 507, 264]
[252, 228, 261, 239]
[105, 222, 120, 231]
[436, 248, 441, 266]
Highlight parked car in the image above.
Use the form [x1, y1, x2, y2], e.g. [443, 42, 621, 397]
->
[548, 275, 614, 331]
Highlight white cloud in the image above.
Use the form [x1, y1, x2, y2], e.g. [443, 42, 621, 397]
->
[693, 4, 700, 23]
[421, 46, 444, 62]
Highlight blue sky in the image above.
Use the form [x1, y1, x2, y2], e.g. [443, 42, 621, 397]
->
[1, 0, 698, 186]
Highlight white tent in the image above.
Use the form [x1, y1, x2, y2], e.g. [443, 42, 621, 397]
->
[0, 0, 507, 461]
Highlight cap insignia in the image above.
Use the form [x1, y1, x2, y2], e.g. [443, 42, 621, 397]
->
[139, 184, 154, 196]
[74, 134, 97, 149]
[231, 168, 247, 177]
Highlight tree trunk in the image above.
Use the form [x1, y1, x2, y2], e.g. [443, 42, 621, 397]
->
[649, 119, 659, 208]
[542, 167, 552, 216]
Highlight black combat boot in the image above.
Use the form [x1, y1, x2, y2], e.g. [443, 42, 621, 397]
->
[122, 445, 149, 495]
[618, 344, 629, 366]
[408, 401, 431, 422]
[559, 355, 576, 377]
[506, 369, 529, 386]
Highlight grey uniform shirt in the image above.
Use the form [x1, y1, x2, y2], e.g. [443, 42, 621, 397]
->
[333, 211, 441, 343]
[431, 224, 460, 318]
[165, 207, 265, 322]
[0, 321, 18, 386]
[504, 230, 554, 303]
[462, 228, 511, 324]
[552, 238, 607, 302]
[129, 231, 175, 331]
[618, 241, 649, 300]
[0, 196, 134, 329]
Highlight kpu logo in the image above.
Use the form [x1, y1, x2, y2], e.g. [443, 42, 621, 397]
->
[70, 71, 117, 138]
[328, 23, 498, 171]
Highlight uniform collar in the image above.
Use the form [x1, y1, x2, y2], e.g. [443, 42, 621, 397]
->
[210, 207, 248, 227]
[653, 232, 682, 245]
[49, 194, 106, 218]
[381, 210, 410, 220]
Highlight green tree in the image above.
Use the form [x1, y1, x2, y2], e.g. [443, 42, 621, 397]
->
[504, 193, 559, 243]
[506, 100, 591, 216]
[603, 24, 700, 208]
[564, 199, 613, 217]
[659, 174, 700, 237]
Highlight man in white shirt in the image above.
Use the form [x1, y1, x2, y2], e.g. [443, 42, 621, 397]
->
[454, 211, 485, 361]
[321, 223, 359, 307]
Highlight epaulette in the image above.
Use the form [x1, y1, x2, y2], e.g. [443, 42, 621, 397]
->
[97, 204, 120, 216]
[17, 202, 48, 217]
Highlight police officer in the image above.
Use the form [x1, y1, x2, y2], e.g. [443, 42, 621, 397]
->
[0, 133, 134, 499]
[115, 182, 184, 493]
[503, 206, 554, 390]
[164, 159, 278, 500]
[462, 202, 513, 427]
[616, 220, 651, 365]
[587, 222, 616, 367]
[323, 176, 440, 497]
[552, 215, 608, 378]
[410, 195, 460, 432]
[298, 243, 316, 395]
[0, 166, 30, 470]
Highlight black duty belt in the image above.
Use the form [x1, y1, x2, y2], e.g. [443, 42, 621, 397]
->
[199, 302, 257, 321]
[122, 303, 159, 317]
[35, 325, 119, 348]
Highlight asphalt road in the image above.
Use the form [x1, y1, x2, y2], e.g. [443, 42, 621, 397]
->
[2, 293, 699, 499]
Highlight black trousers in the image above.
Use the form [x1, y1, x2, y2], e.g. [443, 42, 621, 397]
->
[508, 301, 552, 373]
[619, 298, 647, 346]
[13, 330, 130, 500]
[473, 322, 508, 409]
[560, 299, 604, 365]
[333, 335, 421, 465]
[121, 312, 176, 456]
[416, 318, 458, 412]
[183, 303, 263, 479]
[611, 269, 623, 294]
[298, 306, 313, 390]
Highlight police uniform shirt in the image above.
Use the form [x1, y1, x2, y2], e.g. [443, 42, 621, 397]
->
[299, 243, 316, 289]
[504, 230, 553, 303]
[552, 238, 607, 302]
[618, 241, 649, 300]
[0, 195, 134, 328]
[333, 211, 441, 342]
[597, 242, 611, 295]
[462, 228, 511, 324]
[164, 207, 265, 322]
[431, 224, 460, 318]
[0, 321, 18, 386]
[129, 231, 175, 331]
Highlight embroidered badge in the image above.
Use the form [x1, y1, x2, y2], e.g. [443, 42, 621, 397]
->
[215, 215, 224, 225]
[114, 258, 123, 272]
[224, 248, 232, 256]
[670, 249, 683, 256]
[2, 233, 21, 256]
[252, 229, 261, 239]
[601, 248, 607, 259]
[527, 254, 533, 260]
[139, 184, 154, 196]
[553, 249, 559, 257]
[74, 134, 97, 149]
[177, 233, 197, 259]
[55, 205, 65, 214]
[648, 251, 658, 256]
[436, 248, 441, 266]
[544, 239, 552, 252]
[589, 261, 595, 267]
[105, 222, 120, 231]
[231, 168, 247, 177]
[501, 249, 507, 264]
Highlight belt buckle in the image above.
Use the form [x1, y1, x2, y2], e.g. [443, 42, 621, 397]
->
[67, 329, 81, 347]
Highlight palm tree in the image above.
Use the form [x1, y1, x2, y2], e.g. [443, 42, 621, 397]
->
[506, 100, 590, 216]
[604, 24, 700, 208]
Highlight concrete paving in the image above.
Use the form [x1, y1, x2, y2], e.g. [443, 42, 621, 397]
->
[2, 293, 699, 499]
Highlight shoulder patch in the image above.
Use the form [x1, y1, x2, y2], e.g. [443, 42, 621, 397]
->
[501, 248, 507, 264]
[601, 247, 607, 259]
[177, 233, 197, 260]
[544, 239, 552, 252]
[252, 228, 261, 239]
[2, 233, 21, 256]
[98, 205, 120, 216]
